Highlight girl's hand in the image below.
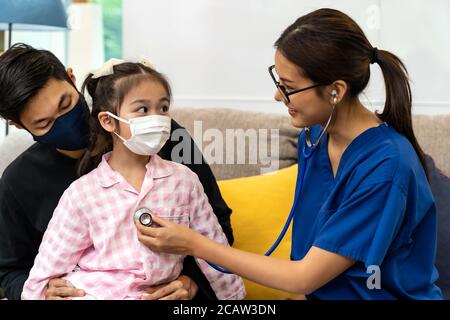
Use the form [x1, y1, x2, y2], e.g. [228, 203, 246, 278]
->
[135, 215, 198, 256]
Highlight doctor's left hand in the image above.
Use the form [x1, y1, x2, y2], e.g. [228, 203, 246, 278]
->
[142, 275, 198, 300]
[135, 215, 198, 256]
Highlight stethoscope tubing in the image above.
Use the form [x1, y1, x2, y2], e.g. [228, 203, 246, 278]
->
[207, 143, 317, 274]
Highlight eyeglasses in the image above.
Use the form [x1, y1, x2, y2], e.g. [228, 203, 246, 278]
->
[268, 65, 327, 104]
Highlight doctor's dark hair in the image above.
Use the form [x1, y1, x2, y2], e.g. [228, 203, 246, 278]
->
[77, 62, 172, 176]
[0, 43, 74, 123]
[275, 8, 428, 177]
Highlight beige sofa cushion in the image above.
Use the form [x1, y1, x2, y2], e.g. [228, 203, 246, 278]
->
[413, 115, 450, 175]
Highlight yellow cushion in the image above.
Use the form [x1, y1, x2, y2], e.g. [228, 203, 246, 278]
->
[217, 164, 298, 300]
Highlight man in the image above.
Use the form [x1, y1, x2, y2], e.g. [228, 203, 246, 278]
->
[0, 43, 233, 300]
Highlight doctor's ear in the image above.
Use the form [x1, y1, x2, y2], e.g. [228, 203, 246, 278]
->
[98, 112, 116, 133]
[328, 81, 347, 105]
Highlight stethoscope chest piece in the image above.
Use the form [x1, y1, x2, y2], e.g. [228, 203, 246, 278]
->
[133, 207, 153, 227]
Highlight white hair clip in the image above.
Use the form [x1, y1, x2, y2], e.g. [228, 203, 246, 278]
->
[139, 56, 155, 69]
[91, 58, 125, 79]
[90, 57, 155, 79]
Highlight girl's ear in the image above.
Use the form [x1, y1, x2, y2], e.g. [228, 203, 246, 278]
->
[98, 112, 116, 133]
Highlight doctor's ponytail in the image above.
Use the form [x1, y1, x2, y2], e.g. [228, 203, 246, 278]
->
[373, 49, 427, 178]
[275, 8, 428, 178]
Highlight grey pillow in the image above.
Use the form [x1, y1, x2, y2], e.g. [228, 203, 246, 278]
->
[0, 129, 34, 177]
[426, 155, 450, 300]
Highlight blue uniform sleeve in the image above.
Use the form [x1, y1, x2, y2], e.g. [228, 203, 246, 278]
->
[313, 182, 407, 267]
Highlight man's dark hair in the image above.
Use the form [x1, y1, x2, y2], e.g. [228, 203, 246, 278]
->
[0, 43, 73, 123]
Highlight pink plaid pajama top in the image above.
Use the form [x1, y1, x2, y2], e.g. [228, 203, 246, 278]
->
[22, 153, 245, 300]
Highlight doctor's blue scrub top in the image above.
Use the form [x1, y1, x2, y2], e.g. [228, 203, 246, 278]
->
[291, 123, 442, 300]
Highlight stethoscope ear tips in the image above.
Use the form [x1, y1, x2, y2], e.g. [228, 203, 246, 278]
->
[134, 207, 153, 227]
[331, 90, 338, 104]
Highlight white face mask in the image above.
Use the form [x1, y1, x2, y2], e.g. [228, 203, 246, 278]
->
[106, 112, 171, 156]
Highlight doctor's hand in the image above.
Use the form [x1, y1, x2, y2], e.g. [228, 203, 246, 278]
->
[135, 215, 199, 256]
[141, 275, 198, 300]
[45, 278, 86, 300]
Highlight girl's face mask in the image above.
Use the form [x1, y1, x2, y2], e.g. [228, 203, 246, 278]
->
[106, 112, 171, 156]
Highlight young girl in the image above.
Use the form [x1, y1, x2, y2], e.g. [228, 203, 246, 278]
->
[21, 60, 245, 300]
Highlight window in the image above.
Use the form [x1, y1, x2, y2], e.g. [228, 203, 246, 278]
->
[89, 0, 122, 59]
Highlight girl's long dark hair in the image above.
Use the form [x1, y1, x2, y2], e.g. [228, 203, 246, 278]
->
[275, 8, 428, 178]
[77, 62, 172, 177]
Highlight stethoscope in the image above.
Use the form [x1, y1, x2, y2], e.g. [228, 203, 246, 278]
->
[134, 100, 336, 274]
[134, 207, 154, 227]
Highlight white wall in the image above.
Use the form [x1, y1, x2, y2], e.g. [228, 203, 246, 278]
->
[67, 3, 104, 89]
[123, 0, 450, 115]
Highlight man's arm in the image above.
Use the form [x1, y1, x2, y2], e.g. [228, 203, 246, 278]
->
[0, 178, 36, 300]
[0, 269, 29, 300]
[180, 256, 217, 300]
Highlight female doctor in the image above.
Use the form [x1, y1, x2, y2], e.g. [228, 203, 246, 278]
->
[135, 8, 443, 299]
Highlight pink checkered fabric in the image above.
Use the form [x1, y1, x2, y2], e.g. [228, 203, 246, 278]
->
[22, 153, 246, 300]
